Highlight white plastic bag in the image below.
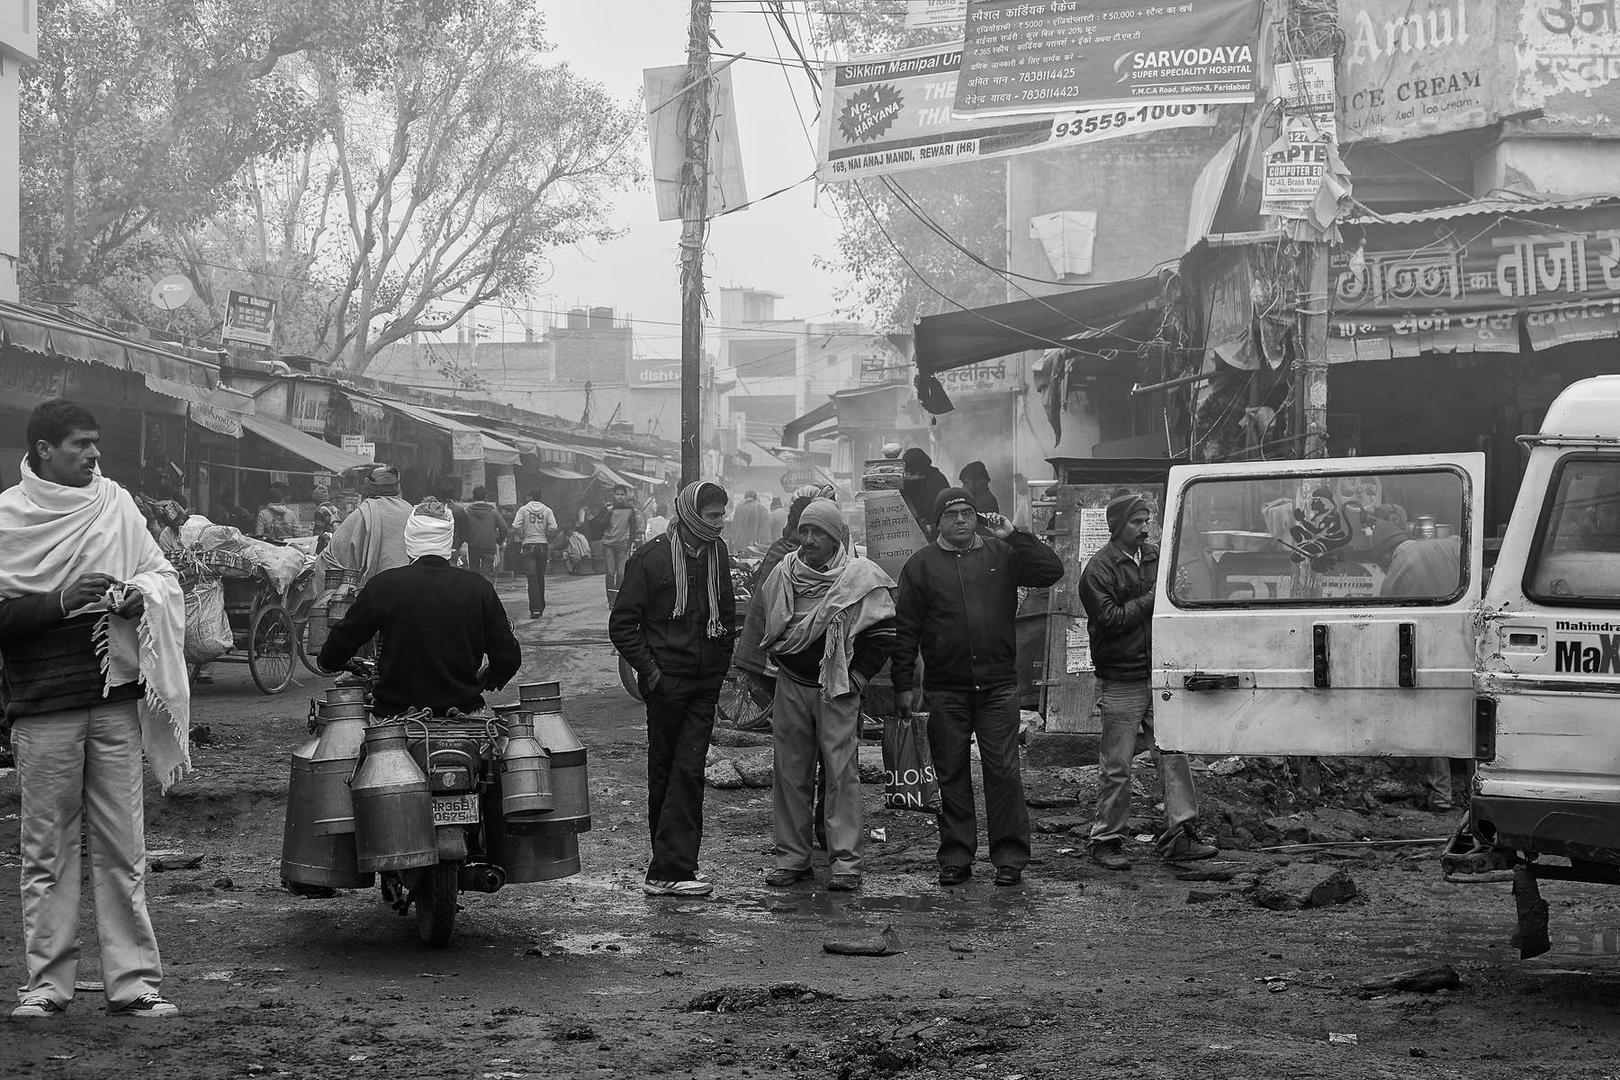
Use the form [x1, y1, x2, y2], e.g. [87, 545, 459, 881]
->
[184, 580, 233, 664]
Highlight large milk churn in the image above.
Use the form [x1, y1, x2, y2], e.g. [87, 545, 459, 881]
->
[305, 567, 360, 656]
[484, 818, 581, 883]
[497, 715, 554, 821]
[349, 723, 437, 873]
[520, 682, 592, 832]
[281, 707, 372, 889]
[309, 687, 369, 836]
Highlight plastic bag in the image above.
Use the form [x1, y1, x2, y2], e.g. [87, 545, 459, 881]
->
[184, 580, 233, 664]
[882, 713, 941, 813]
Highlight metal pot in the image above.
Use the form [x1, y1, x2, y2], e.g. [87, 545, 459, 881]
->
[280, 718, 373, 890]
[349, 722, 437, 873]
[308, 690, 369, 836]
[524, 689, 592, 833]
[497, 715, 554, 821]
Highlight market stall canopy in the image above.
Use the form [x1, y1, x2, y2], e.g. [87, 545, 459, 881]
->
[912, 276, 1162, 376]
[0, 299, 238, 406]
[781, 400, 836, 448]
[240, 413, 371, 472]
[481, 433, 520, 466]
[534, 464, 592, 481]
[594, 463, 635, 488]
[620, 469, 663, 486]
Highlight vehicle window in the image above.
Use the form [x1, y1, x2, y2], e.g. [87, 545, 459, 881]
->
[1170, 469, 1467, 606]
[1526, 457, 1620, 606]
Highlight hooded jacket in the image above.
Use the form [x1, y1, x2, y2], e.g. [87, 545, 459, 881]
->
[464, 500, 509, 551]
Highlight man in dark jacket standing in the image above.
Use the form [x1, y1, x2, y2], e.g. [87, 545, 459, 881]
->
[463, 485, 510, 582]
[1079, 493, 1216, 870]
[893, 487, 1064, 887]
[610, 481, 735, 897]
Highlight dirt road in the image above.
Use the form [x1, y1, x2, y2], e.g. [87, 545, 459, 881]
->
[4, 572, 1620, 1079]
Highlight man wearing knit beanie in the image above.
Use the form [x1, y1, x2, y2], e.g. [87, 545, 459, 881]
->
[1079, 493, 1216, 870]
[892, 484, 1065, 887]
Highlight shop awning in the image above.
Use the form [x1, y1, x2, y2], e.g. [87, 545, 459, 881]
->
[481, 434, 520, 466]
[913, 276, 1162, 375]
[782, 400, 836, 448]
[534, 464, 592, 481]
[241, 414, 371, 472]
[0, 301, 226, 400]
[594, 463, 635, 488]
[620, 469, 664, 486]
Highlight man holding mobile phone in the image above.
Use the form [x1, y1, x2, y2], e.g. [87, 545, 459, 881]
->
[891, 487, 1064, 888]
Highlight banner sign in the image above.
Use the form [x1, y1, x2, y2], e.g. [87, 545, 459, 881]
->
[222, 290, 276, 347]
[906, 0, 968, 28]
[1337, 0, 1496, 143]
[1260, 116, 1337, 219]
[817, 40, 1218, 181]
[864, 490, 928, 580]
[645, 63, 747, 221]
[952, 0, 1260, 118]
[1328, 205, 1620, 361]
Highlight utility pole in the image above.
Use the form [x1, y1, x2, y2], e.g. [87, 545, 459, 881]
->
[678, 0, 713, 488]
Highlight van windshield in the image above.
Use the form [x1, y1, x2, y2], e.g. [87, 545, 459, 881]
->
[1169, 468, 1467, 606]
[1526, 456, 1620, 606]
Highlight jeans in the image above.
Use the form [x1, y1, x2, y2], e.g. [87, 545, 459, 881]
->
[927, 683, 1028, 871]
[522, 544, 549, 616]
[469, 547, 497, 583]
[1089, 678, 1200, 845]
[12, 701, 164, 1008]
[772, 678, 863, 876]
[604, 543, 630, 605]
[644, 673, 722, 881]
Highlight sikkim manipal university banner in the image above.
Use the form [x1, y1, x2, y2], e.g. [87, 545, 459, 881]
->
[952, 0, 1262, 118]
[816, 40, 1217, 182]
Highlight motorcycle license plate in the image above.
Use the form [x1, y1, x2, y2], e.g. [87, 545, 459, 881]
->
[432, 794, 480, 826]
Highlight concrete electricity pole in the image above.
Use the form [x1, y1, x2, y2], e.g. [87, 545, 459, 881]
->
[678, 0, 713, 488]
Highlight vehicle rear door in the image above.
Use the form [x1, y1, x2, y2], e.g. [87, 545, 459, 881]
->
[1153, 453, 1485, 757]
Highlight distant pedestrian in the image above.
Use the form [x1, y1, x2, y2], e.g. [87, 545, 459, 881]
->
[463, 485, 510, 582]
[758, 501, 895, 891]
[0, 398, 190, 1019]
[436, 479, 473, 561]
[512, 488, 559, 619]
[899, 448, 950, 539]
[594, 484, 642, 608]
[324, 465, 413, 585]
[609, 480, 735, 897]
[730, 489, 772, 550]
[892, 487, 1063, 887]
[256, 483, 300, 540]
[959, 460, 1000, 516]
[768, 496, 788, 539]
[1080, 493, 1217, 870]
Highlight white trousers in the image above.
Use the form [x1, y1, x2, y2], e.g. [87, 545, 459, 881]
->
[12, 700, 164, 1008]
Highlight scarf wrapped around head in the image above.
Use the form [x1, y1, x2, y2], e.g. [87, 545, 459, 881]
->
[404, 498, 456, 561]
[0, 459, 191, 791]
[667, 480, 729, 639]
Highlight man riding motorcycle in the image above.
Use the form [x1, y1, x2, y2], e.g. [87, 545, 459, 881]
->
[317, 499, 522, 715]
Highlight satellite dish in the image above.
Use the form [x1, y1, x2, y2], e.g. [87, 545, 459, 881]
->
[150, 273, 194, 310]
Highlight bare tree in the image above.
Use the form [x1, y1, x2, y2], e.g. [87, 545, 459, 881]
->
[314, 0, 644, 373]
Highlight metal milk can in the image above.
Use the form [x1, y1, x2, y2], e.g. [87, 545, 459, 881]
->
[497, 714, 554, 821]
[349, 722, 437, 873]
[309, 687, 369, 836]
[520, 682, 592, 832]
[281, 707, 373, 890]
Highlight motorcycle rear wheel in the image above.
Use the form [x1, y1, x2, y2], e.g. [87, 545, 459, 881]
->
[414, 861, 460, 947]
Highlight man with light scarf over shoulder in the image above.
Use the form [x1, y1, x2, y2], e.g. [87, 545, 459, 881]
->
[610, 480, 735, 897]
[0, 399, 190, 1020]
[757, 501, 895, 892]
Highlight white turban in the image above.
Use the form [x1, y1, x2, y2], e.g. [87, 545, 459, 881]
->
[404, 504, 455, 561]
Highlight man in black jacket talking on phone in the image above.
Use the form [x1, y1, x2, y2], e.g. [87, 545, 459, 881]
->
[892, 487, 1064, 888]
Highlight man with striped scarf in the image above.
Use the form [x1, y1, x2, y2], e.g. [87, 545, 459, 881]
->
[610, 481, 735, 897]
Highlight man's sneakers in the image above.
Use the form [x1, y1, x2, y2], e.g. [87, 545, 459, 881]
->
[1089, 840, 1133, 871]
[643, 878, 714, 897]
[10, 996, 65, 1019]
[764, 867, 813, 887]
[108, 995, 180, 1019]
[1155, 823, 1219, 863]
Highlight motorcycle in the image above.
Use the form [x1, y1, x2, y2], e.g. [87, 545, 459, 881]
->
[280, 662, 591, 946]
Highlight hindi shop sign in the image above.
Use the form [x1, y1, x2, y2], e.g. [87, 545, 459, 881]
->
[1328, 206, 1620, 361]
[817, 40, 1216, 182]
[222, 290, 276, 348]
[952, 0, 1260, 119]
[864, 490, 928, 580]
[1516, 0, 1620, 117]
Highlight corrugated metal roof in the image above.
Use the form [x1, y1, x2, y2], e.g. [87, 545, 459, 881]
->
[1349, 195, 1620, 225]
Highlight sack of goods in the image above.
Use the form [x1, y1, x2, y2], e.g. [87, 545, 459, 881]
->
[882, 713, 941, 813]
[183, 579, 233, 664]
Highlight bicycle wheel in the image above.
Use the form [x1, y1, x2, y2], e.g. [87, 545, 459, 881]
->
[717, 668, 773, 732]
[248, 603, 297, 694]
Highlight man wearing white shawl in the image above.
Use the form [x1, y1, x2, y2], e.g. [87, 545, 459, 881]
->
[0, 400, 189, 1020]
[757, 501, 895, 892]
